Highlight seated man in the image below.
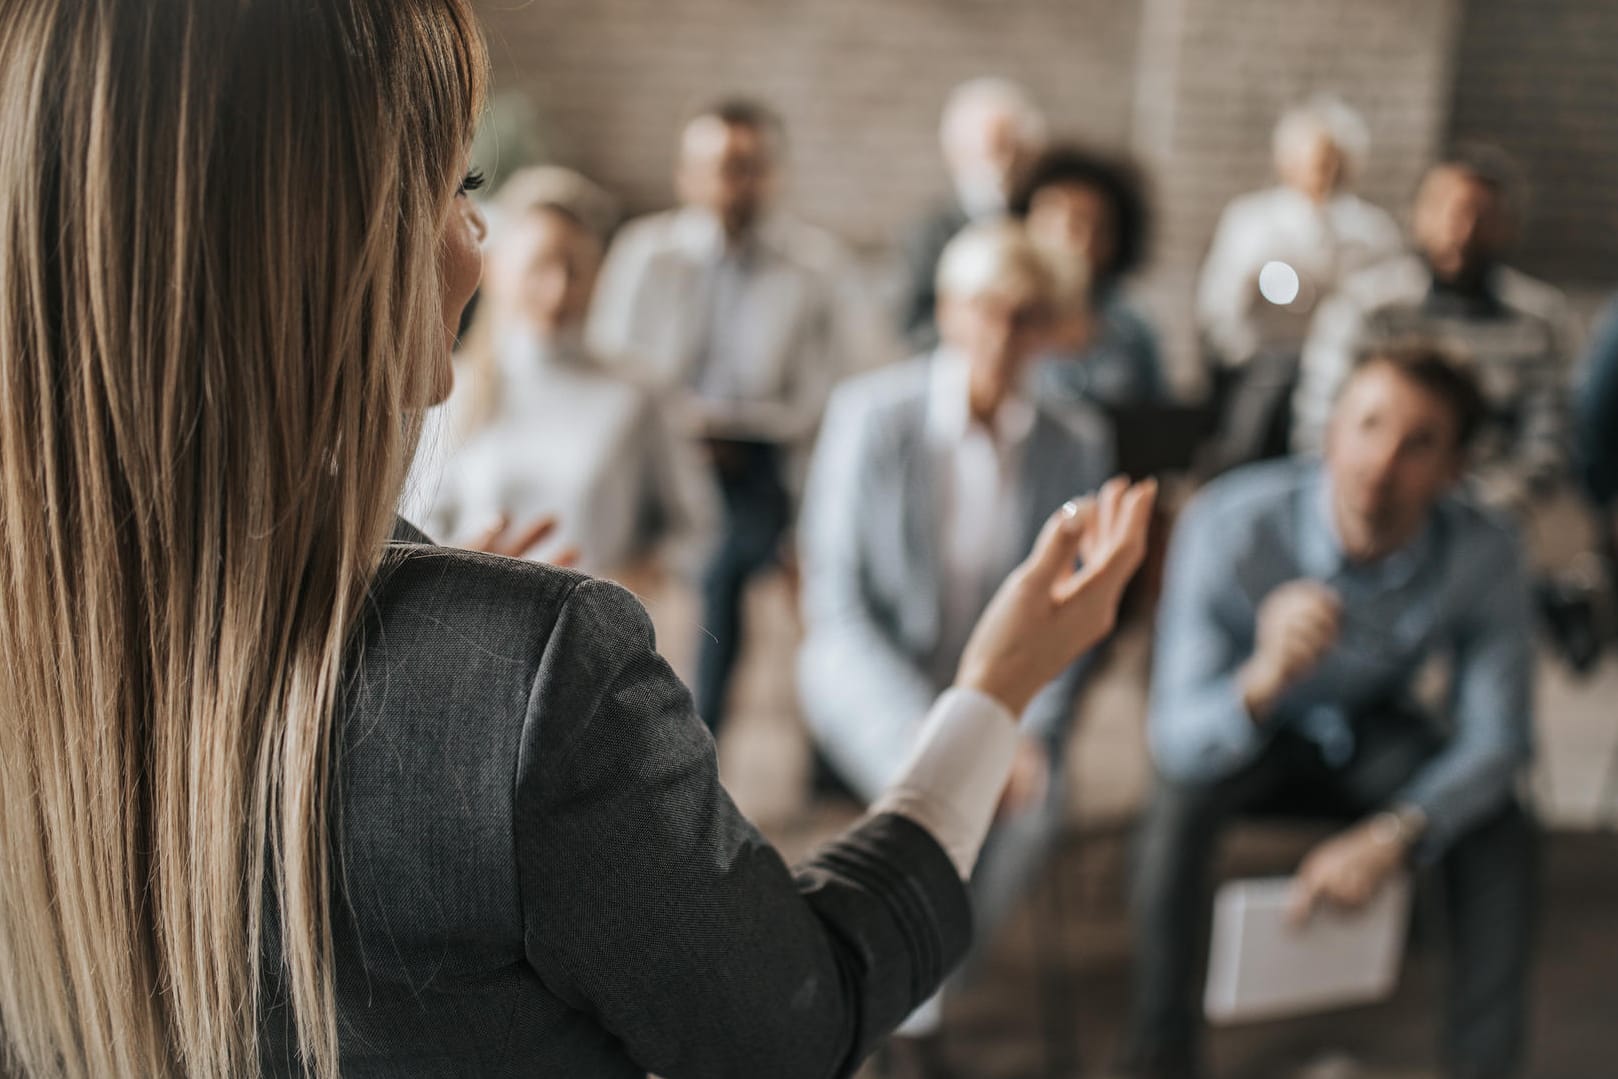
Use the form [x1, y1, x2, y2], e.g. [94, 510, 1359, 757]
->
[1293, 147, 1577, 510]
[1124, 343, 1537, 1079]
[587, 99, 850, 732]
[798, 221, 1113, 1071]
[897, 77, 1048, 354]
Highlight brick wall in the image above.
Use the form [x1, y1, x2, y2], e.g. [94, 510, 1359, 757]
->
[475, 0, 1145, 252]
[1127, 0, 1462, 379]
[471, 0, 1618, 369]
[1132, 0, 1461, 267]
[1449, 0, 1618, 286]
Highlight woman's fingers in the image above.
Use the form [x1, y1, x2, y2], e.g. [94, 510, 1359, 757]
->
[467, 514, 564, 558]
[1089, 477, 1127, 559]
[1025, 496, 1096, 582]
[501, 515, 562, 557]
[468, 514, 513, 553]
[1051, 479, 1156, 607]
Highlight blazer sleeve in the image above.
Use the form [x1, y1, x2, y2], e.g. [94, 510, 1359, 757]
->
[514, 577, 972, 1079]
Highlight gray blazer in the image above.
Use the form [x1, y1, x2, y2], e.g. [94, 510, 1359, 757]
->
[797, 358, 1115, 801]
[257, 523, 970, 1078]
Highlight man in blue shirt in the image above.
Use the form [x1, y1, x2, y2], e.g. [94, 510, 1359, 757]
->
[1122, 343, 1538, 1079]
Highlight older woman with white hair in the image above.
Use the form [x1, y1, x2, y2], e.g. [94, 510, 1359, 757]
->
[1197, 95, 1402, 466]
[799, 220, 1119, 1073]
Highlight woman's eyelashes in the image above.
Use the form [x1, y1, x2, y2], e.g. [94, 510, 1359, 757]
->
[457, 168, 487, 197]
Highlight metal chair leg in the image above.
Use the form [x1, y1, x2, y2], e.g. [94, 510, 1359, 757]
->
[1036, 835, 1080, 1079]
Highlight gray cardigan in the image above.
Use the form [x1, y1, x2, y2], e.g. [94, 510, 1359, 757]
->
[258, 525, 970, 1078]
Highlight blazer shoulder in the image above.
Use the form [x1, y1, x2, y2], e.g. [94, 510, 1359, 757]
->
[363, 542, 591, 672]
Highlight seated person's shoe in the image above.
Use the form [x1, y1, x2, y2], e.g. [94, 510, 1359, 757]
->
[1536, 576, 1604, 675]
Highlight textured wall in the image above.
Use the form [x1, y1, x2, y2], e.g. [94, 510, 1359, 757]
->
[474, 0, 1145, 250]
[1126, 0, 1463, 375]
[471, 0, 1618, 370]
[1131, 0, 1461, 266]
[1449, 0, 1618, 285]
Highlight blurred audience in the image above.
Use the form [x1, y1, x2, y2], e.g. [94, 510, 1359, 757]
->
[1012, 144, 1167, 409]
[1124, 344, 1537, 1079]
[798, 221, 1114, 1073]
[1293, 147, 1578, 509]
[898, 78, 1048, 353]
[414, 167, 714, 584]
[588, 99, 849, 732]
[1199, 96, 1402, 466]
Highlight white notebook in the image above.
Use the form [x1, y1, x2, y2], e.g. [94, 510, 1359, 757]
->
[1203, 874, 1412, 1025]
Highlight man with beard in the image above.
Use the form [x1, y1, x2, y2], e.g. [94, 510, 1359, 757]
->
[1292, 148, 1576, 510]
[588, 99, 850, 733]
[1121, 343, 1538, 1079]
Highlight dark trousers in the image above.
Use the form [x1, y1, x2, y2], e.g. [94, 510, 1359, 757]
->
[694, 439, 790, 734]
[1125, 710, 1539, 1079]
[1203, 347, 1300, 476]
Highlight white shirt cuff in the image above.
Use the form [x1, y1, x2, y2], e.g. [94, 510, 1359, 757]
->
[871, 687, 1021, 879]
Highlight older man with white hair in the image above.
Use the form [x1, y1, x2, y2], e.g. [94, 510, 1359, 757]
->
[897, 77, 1049, 353]
[1198, 95, 1402, 467]
[799, 220, 1114, 1076]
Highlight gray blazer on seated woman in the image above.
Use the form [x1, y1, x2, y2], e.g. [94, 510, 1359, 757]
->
[0, 3, 1154, 1078]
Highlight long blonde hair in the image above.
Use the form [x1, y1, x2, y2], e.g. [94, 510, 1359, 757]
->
[0, 2, 486, 1076]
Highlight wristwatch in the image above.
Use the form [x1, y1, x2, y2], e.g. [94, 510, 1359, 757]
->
[1372, 804, 1429, 853]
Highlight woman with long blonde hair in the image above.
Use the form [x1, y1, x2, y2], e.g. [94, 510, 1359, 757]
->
[0, 1, 1153, 1076]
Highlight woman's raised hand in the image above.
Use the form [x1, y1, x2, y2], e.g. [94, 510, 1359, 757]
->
[468, 514, 582, 567]
[955, 477, 1157, 718]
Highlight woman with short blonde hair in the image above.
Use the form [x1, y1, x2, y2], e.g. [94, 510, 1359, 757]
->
[0, 3, 1152, 1077]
